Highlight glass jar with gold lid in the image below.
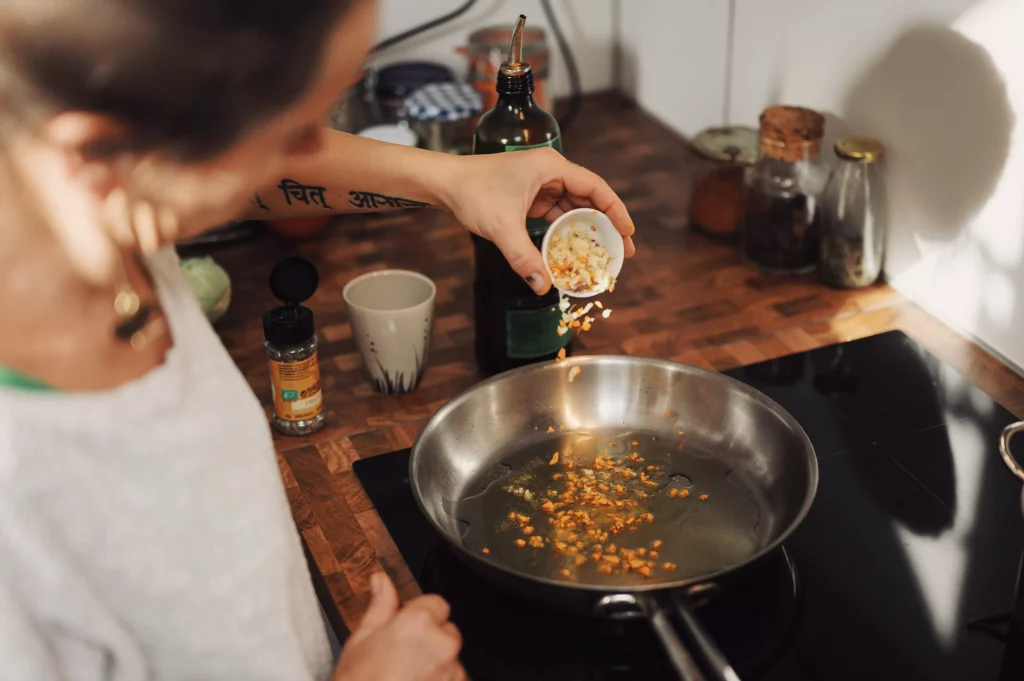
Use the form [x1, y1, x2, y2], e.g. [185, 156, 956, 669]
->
[818, 136, 886, 289]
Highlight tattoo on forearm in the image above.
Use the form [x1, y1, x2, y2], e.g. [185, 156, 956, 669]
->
[348, 190, 430, 210]
[251, 193, 270, 211]
[277, 178, 332, 209]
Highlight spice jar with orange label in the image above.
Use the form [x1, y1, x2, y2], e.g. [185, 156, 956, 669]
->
[689, 126, 758, 242]
[263, 257, 325, 436]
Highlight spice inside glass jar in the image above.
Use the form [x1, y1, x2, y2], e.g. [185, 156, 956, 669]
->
[689, 126, 758, 242]
[740, 106, 828, 274]
[819, 136, 887, 289]
[263, 258, 326, 436]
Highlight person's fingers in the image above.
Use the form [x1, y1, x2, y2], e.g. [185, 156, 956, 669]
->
[351, 572, 399, 641]
[567, 193, 594, 209]
[556, 195, 576, 217]
[439, 621, 462, 650]
[485, 219, 551, 295]
[432, 662, 468, 681]
[156, 204, 180, 242]
[392, 611, 460, 667]
[102, 188, 135, 247]
[131, 200, 161, 256]
[543, 179, 634, 259]
[403, 594, 452, 625]
[544, 204, 566, 223]
[555, 161, 634, 238]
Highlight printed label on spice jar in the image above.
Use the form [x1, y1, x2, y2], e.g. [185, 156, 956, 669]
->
[269, 354, 323, 422]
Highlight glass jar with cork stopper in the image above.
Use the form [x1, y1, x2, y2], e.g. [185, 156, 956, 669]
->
[739, 106, 828, 274]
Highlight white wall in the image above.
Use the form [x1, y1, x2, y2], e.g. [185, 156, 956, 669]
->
[617, 0, 1024, 372]
[879, 1, 1024, 372]
[372, 0, 617, 97]
[380, 1, 1024, 370]
[726, 0, 976, 128]
[616, 0, 732, 136]
[725, 0, 1024, 371]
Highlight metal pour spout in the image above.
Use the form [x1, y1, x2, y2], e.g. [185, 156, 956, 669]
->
[501, 14, 532, 76]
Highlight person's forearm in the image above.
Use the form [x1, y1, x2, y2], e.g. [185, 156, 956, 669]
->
[243, 130, 457, 220]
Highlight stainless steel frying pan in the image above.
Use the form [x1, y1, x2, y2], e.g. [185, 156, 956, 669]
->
[410, 356, 818, 681]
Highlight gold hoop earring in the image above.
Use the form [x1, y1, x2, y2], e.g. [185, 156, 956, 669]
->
[103, 192, 166, 351]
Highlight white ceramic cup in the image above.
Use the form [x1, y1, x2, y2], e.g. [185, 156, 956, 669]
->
[343, 270, 436, 395]
[540, 207, 624, 298]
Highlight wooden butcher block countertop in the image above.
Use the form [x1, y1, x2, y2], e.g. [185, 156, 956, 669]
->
[209, 93, 1024, 636]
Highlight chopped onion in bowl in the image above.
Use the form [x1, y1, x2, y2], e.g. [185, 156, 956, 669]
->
[546, 224, 614, 295]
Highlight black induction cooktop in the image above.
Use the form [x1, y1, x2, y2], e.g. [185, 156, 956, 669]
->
[352, 330, 1024, 681]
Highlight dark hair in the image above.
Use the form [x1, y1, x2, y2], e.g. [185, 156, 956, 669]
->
[0, 0, 354, 160]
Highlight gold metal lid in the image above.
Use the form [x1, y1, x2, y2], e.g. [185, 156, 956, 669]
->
[834, 136, 884, 163]
[500, 14, 532, 77]
[692, 126, 759, 164]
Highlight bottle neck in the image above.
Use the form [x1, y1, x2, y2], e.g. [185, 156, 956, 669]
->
[496, 70, 535, 98]
[494, 90, 538, 117]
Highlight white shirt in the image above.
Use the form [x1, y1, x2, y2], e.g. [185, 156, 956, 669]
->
[0, 247, 332, 681]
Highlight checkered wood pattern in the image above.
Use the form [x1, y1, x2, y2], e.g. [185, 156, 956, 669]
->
[207, 94, 1024, 632]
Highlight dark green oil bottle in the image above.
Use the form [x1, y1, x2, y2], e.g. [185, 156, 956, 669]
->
[471, 14, 570, 377]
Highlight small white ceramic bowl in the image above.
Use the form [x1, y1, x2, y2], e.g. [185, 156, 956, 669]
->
[540, 208, 624, 298]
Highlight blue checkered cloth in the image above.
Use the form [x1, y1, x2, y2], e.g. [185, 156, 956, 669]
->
[404, 82, 483, 122]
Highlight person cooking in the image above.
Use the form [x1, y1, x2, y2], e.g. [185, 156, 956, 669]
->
[0, 0, 634, 680]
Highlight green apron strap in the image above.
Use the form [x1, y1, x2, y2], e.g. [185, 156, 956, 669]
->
[0, 365, 54, 391]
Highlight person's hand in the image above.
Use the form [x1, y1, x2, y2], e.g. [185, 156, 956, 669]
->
[332, 572, 465, 681]
[439, 147, 635, 295]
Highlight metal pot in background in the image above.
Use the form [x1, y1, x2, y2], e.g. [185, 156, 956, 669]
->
[330, 61, 456, 134]
[328, 70, 374, 134]
[999, 422, 1024, 516]
[374, 61, 455, 125]
[403, 83, 483, 155]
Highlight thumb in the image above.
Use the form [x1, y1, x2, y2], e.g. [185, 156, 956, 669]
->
[351, 572, 399, 642]
[489, 220, 551, 295]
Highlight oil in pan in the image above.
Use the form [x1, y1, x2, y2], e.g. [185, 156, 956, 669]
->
[456, 428, 764, 587]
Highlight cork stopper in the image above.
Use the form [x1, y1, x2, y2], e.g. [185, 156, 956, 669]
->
[759, 106, 825, 162]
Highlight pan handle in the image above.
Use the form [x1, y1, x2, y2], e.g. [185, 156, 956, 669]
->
[999, 422, 1024, 482]
[595, 592, 739, 681]
[595, 593, 705, 680]
[647, 600, 711, 681]
[670, 591, 742, 681]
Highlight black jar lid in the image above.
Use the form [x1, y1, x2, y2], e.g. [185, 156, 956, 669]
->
[376, 61, 454, 101]
[263, 257, 319, 347]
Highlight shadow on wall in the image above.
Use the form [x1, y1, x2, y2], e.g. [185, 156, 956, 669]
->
[841, 24, 1013, 262]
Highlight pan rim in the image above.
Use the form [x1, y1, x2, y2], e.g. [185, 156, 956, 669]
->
[409, 354, 820, 594]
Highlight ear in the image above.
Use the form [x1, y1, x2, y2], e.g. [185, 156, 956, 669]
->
[43, 111, 131, 195]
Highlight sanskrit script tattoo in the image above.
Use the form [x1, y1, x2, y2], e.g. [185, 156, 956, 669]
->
[348, 190, 430, 210]
[251, 193, 270, 211]
[277, 178, 332, 209]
